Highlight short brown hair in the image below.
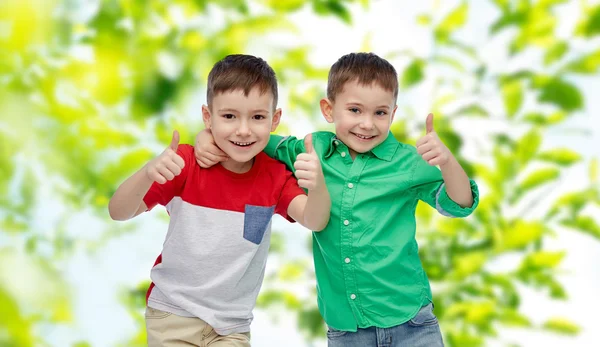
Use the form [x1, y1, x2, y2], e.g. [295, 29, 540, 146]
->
[327, 52, 398, 102]
[207, 54, 278, 110]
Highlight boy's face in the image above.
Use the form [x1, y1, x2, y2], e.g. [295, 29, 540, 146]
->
[320, 80, 397, 158]
[202, 86, 281, 167]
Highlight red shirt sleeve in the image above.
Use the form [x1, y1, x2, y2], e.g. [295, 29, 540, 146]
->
[275, 168, 306, 222]
[143, 144, 194, 210]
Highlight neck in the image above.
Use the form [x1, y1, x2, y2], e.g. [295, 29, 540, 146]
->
[221, 157, 254, 174]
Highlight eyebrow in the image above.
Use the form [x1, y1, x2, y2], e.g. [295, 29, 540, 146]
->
[218, 108, 269, 114]
[346, 102, 390, 110]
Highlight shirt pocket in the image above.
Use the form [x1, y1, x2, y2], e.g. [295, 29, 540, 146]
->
[243, 205, 275, 245]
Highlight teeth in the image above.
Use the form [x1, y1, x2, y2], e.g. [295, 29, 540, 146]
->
[233, 141, 253, 146]
[355, 134, 374, 139]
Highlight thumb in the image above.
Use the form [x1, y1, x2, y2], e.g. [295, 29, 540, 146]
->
[169, 130, 180, 151]
[426, 113, 434, 134]
[304, 134, 314, 154]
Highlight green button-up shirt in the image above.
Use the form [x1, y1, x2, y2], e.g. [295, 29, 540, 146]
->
[264, 131, 479, 331]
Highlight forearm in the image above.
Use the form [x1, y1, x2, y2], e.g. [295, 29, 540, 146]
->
[108, 167, 154, 221]
[302, 187, 331, 231]
[439, 156, 474, 208]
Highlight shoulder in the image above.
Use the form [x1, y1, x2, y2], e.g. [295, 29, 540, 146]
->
[176, 144, 194, 158]
[258, 152, 291, 173]
[394, 142, 421, 160]
[310, 131, 336, 144]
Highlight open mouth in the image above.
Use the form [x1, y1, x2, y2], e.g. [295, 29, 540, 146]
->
[351, 132, 376, 141]
[230, 140, 256, 147]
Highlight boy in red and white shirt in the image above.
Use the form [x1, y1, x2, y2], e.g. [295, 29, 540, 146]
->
[109, 54, 331, 347]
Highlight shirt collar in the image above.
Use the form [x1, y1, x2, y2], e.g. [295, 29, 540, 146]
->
[324, 131, 399, 161]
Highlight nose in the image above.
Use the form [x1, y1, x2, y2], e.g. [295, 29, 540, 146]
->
[359, 114, 374, 130]
[236, 120, 252, 137]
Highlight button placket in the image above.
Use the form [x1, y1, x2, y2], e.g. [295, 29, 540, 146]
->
[339, 154, 369, 326]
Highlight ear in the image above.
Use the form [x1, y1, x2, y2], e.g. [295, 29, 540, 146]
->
[320, 98, 334, 124]
[270, 108, 282, 132]
[390, 104, 398, 123]
[202, 105, 212, 129]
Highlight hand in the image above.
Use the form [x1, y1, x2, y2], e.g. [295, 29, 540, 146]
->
[194, 129, 228, 168]
[416, 113, 452, 166]
[145, 130, 186, 184]
[294, 134, 325, 191]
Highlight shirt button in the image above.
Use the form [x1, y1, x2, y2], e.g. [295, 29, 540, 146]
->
[344, 220, 349, 226]
[341, 152, 347, 157]
[347, 183, 354, 189]
[334, 140, 339, 145]
[345, 258, 351, 263]
[350, 294, 356, 300]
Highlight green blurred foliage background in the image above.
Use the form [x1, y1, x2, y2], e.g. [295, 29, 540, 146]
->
[1, 0, 599, 346]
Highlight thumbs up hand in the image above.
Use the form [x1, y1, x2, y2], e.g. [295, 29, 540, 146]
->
[145, 130, 186, 184]
[294, 134, 325, 191]
[416, 113, 452, 166]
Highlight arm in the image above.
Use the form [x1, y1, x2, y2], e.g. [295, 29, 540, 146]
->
[416, 113, 474, 208]
[108, 131, 185, 221]
[285, 134, 331, 231]
[108, 168, 153, 221]
[439, 156, 473, 207]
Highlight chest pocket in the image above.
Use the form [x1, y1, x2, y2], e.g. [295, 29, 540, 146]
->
[243, 205, 275, 245]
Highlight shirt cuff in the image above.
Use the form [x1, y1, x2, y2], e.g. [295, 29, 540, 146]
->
[435, 179, 479, 218]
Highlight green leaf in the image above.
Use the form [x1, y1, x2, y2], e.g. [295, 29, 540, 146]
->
[590, 158, 598, 183]
[0, 250, 72, 322]
[401, 59, 424, 88]
[435, 2, 469, 42]
[537, 148, 581, 166]
[453, 104, 488, 117]
[490, 11, 527, 34]
[575, 5, 600, 37]
[266, 0, 305, 12]
[500, 221, 545, 250]
[519, 167, 560, 191]
[549, 190, 595, 218]
[561, 216, 600, 239]
[544, 41, 568, 65]
[0, 288, 34, 346]
[564, 49, 600, 74]
[543, 318, 580, 335]
[433, 55, 466, 72]
[498, 309, 532, 327]
[501, 79, 523, 118]
[516, 129, 541, 165]
[523, 111, 567, 126]
[417, 14, 432, 25]
[452, 252, 487, 279]
[522, 251, 565, 269]
[537, 78, 583, 111]
[313, 1, 352, 24]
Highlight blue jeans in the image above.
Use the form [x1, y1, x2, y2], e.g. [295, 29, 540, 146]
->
[327, 303, 444, 347]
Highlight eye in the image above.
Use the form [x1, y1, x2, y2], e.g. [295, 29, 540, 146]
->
[349, 107, 360, 113]
[222, 113, 235, 119]
[376, 110, 387, 116]
[253, 114, 266, 120]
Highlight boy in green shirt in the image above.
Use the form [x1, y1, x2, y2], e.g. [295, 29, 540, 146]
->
[194, 53, 479, 347]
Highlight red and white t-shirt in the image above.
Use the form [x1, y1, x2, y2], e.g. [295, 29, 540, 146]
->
[143, 144, 304, 334]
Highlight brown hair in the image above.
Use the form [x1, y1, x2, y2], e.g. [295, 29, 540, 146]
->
[207, 54, 278, 110]
[327, 52, 398, 102]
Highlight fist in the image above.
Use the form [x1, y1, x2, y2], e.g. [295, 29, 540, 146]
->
[194, 129, 228, 168]
[293, 134, 325, 191]
[146, 130, 186, 184]
[416, 113, 452, 166]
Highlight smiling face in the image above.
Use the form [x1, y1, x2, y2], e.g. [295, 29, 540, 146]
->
[321, 79, 397, 158]
[202, 86, 281, 173]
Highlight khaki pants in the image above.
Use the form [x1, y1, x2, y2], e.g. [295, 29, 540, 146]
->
[145, 307, 251, 347]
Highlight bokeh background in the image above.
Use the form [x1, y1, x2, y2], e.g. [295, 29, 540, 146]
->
[1, 0, 599, 346]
